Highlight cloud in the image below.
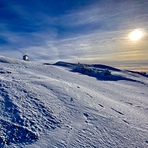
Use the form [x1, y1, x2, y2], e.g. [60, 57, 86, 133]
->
[0, 0, 148, 72]
[56, 0, 148, 31]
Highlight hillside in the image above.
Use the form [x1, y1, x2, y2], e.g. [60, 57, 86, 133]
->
[0, 56, 148, 148]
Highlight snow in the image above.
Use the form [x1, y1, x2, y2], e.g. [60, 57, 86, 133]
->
[0, 56, 148, 148]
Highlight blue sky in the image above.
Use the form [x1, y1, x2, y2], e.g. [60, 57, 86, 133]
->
[0, 0, 148, 71]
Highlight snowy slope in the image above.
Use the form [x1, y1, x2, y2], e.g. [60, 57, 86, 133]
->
[0, 56, 148, 148]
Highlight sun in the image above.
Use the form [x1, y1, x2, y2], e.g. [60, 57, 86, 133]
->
[129, 29, 143, 41]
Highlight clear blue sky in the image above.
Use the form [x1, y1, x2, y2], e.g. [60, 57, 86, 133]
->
[0, 0, 148, 71]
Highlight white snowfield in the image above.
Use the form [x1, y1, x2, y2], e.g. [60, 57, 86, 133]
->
[0, 56, 148, 148]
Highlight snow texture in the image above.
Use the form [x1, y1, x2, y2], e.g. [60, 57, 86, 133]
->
[0, 56, 148, 148]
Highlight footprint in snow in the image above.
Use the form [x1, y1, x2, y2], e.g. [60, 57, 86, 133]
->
[83, 113, 89, 123]
[125, 102, 133, 105]
[83, 113, 89, 118]
[111, 108, 124, 115]
[122, 119, 129, 124]
[70, 98, 74, 102]
[86, 93, 93, 98]
[98, 104, 104, 108]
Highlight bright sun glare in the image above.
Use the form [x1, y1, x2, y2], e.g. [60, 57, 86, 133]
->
[129, 29, 143, 41]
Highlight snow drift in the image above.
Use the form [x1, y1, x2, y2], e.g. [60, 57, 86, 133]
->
[0, 56, 148, 148]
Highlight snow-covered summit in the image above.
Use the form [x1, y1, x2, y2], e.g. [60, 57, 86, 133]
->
[0, 56, 148, 147]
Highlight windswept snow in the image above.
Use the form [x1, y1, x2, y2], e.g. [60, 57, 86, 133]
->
[0, 57, 148, 148]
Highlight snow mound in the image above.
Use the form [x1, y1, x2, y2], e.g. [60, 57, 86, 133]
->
[54, 61, 121, 71]
[53, 61, 77, 69]
[69, 63, 137, 81]
[127, 70, 148, 78]
[0, 56, 20, 64]
[73, 63, 112, 77]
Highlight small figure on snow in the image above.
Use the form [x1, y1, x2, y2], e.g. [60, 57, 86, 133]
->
[23, 55, 29, 61]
